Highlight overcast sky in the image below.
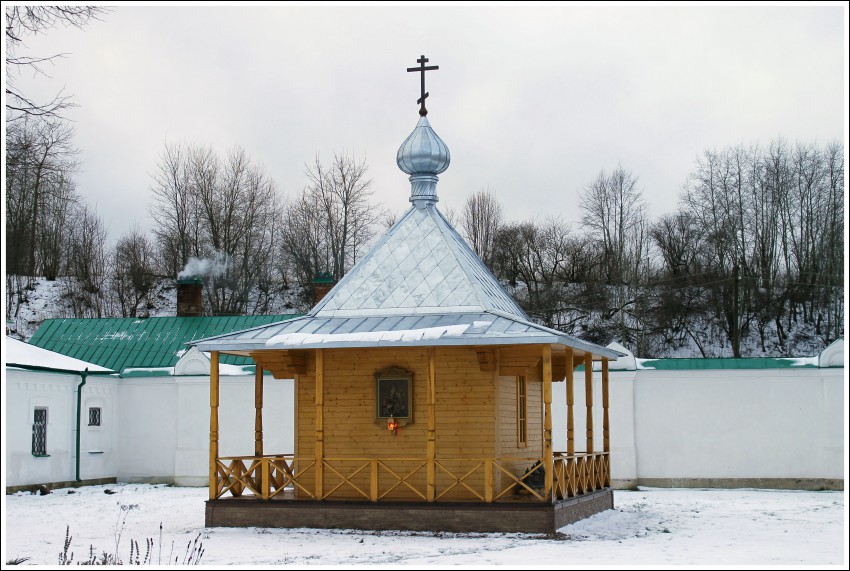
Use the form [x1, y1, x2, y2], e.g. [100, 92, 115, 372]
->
[6, 3, 847, 242]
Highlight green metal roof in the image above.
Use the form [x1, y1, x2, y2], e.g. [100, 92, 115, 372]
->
[636, 357, 819, 370]
[573, 356, 820, 371]
[28, 315, 300, 374]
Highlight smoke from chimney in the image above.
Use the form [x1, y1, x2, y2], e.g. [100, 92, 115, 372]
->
[175, 251, 232, 317]
[178, 250, 232, 280]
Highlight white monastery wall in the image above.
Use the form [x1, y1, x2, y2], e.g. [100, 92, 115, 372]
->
[6, 371, 118, 487]
[5, 362, 843, 490]
[553, 366, 844, 488]
[116, 378, 178, 483]
[171, 375, 294, 486]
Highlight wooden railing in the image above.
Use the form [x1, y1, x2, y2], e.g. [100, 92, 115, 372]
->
[214, 455, 317, 500]
[214, 453, 610, 503]
[552, 452, 610, 500]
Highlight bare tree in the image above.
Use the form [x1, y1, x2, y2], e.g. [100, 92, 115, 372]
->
[676, 138, 844, 356]
[579, 166, 649, 285]
[648, 211, 712, 356]
[650, 212, 705, 281]
[381, 209, 402, 230]
[305, 152, 379, 280]
[111, 227, 156, 317]
[280, 190, 333, 302]
[5, 6, 108, 121]
[148, 141, 199, 277]
[578, 166, 651, 351]
[682, 147, 751, 357]
[198, 146, 280, 315]
[460, 189, 502, 268]
[148, 142, 283, 315]
[63, 202, 109, 318]
[5, 118, 79, 318]
[281, 152, 381, 296]
[491, 217, 586, 329]
[441, 205, 460, 228]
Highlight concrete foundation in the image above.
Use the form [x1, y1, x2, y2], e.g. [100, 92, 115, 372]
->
[206, 488, 614, 534]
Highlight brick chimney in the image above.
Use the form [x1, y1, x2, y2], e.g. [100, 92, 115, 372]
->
[312, 272, 336, 305]
[176, 277, 204, 317]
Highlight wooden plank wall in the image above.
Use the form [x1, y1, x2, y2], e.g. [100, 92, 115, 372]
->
[295, 346, 499, 501]
[497, 366, 543, 486]
[432, 347, 495, 500]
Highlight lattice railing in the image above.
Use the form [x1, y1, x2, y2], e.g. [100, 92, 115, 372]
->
[215, 455, 315, 500]
[552, 452, 610, 500]
[214, 453, 609, 502]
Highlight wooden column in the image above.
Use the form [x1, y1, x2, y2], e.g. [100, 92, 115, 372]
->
[209, 351, 220, 500]
[585, 353, 593, 454]
[565, 347, 574, 457]
[315, 349, 324, 499]
[426, 347, 436, 502]
[255, 366, 264, 458]
[542, 345, 553, 502]
[602, 359, 610, 454]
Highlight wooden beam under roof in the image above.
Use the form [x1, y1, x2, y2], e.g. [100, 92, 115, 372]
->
[250, 350, 307, 379]
[474, 347, 497, 372]
[498, 346, 541, 376]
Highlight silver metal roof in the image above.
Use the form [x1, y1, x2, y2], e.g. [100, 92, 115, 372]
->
[310, 204, 527, 319]
[191, 310, 621, 359]
[191, 114, 622, 360]
[192, 201, 621, 359]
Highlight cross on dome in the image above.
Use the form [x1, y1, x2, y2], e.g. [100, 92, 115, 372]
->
[406, 54, 439, 117]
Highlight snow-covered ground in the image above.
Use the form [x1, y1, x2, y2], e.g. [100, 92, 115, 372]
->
[2, 484, 846, 566]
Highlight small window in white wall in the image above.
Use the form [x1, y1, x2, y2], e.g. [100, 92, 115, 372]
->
[88, 407, 102, 427]
[32, 408, 48, 456]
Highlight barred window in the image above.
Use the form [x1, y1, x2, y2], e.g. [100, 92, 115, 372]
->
[32, 408, 47, 456]
[88, 407, 102, 427]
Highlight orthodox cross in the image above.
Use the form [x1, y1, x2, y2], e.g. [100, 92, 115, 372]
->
[407, 55, 439, 116]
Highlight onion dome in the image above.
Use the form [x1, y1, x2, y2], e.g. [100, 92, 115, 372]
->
[397, 116, 451, 206]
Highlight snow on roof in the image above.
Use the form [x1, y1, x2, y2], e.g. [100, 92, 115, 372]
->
[5, 337, 115, 374]
[121, 363, 253, 378]
[193, 310, 622, 359]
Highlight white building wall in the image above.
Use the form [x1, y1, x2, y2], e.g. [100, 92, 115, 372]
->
[6, 371, 76, 486]
[6, 360, 844, 490]
[551, 366, 844, 488]
[172, 375, 294, 486]
[79, 377, 119, 481]
[5, 370, 119, 487]
[630, 369, 839, 480]
[116, 378, 178, 483]
[551, 371, 638, 484]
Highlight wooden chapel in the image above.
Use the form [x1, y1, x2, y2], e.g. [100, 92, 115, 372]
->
[195, 55, 622, 533]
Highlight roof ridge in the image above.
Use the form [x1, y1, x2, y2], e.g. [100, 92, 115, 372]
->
[429, 207, 528, 319]
[308, 206, 419, 317]
[309, 203, 529, 318]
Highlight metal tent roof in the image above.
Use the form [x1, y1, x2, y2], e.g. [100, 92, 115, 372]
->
[191, 113, 622, 361]
[310, 205, 528, 319]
